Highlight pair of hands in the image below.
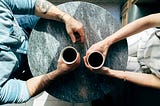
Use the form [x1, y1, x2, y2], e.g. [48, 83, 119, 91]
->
[56, 51, 111, 76]
[55, 16, 112, 76]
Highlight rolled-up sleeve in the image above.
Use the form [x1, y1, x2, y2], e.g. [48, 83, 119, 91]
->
[0, 79, 30, 104]
[5, 0, 38, 14]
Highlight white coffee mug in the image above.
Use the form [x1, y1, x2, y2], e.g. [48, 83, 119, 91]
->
[61, 46, 78, 64]
[87, 51, 105, 70]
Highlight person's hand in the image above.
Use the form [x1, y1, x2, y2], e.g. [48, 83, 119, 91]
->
[83, 38, 111, 69]
[55, 53, 81, 76]
[62, 14, 85, 43]
[84, 63, 111, 75]
[98, 67, 111, 75]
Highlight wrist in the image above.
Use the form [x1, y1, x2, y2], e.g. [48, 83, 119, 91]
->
[123, 71, 127, 81]
[60, 13, 72, 23]
[46, 69, 60, 80]
[103, 36, 113, 49]
[101, 67, 112, 75]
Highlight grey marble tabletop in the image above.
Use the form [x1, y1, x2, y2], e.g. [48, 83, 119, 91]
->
[28, 1, 128, 103]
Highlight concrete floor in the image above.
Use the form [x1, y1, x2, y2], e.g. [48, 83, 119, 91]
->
[1, 91, 91, 106]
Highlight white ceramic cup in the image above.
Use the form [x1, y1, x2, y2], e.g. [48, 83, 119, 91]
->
[87, 51, 105, 70]
[61, 46, 78, 64]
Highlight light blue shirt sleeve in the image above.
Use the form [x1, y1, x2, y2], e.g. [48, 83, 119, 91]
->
[0, 79, 30, 104]
[0, 49, 30, 104]
[0, 0, 40, 104]
[4, 0, 38, 14]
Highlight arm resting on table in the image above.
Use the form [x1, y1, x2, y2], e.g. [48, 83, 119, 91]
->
[102, 67, 160, 89]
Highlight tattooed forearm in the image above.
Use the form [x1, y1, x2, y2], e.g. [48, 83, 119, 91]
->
[35, 0, 68, 22]
[36, 0, 53, 14]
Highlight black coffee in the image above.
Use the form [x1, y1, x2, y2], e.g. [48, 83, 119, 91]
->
[88, 52, 103, 68]
[63, 48, 77, 62]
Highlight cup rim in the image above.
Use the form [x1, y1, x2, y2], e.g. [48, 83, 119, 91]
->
[87, 51, 105, 70]
[61, 46, 78, 64]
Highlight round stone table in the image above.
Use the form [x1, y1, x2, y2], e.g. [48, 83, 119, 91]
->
[28, 1, 128, 103]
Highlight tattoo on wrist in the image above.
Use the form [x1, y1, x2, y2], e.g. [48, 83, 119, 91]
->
[59, 13, 66, 22]
[55, 13, 68, 22]
[36, 0, 52, 14]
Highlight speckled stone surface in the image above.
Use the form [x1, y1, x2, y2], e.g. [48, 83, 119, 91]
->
[28, 1, 128, 103]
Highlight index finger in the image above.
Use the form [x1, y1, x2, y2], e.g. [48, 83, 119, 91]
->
[77, 27, 85, 43]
